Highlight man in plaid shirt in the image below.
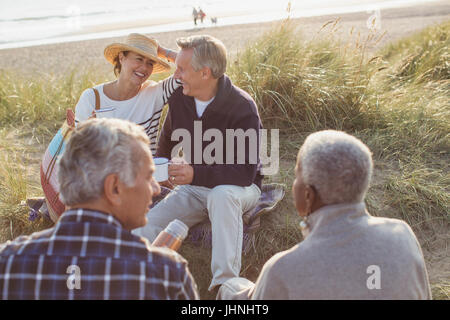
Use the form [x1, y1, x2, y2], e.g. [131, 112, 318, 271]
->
[0, 118, 199, 300]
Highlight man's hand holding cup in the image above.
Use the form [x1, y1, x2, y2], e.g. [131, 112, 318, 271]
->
[168, 157, 194, 186]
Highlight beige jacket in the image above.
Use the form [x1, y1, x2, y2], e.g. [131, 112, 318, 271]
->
[219, 202, 432, 300]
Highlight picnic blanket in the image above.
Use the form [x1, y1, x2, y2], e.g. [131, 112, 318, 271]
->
[27, 183, 285, 254]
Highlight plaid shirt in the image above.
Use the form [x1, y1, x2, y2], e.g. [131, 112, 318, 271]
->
[0, 209, 199, 300]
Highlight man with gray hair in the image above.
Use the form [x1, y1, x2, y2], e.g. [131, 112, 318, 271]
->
[0, 118, 199, 300]
[217, 130, 431, 300]
[133, 35, 263, 294]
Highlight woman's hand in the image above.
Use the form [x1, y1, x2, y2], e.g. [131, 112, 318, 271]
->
[157, 45, 177, 63]
[157, 45, 166, 58]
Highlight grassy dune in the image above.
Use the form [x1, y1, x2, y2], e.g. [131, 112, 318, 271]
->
[0, 19, 448, 299]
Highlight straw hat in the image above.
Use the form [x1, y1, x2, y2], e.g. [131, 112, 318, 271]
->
[104, 33, 171, 74]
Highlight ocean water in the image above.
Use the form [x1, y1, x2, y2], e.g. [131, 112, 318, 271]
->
[0, 0, 434, 49]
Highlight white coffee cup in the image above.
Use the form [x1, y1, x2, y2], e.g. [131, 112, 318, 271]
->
[153, 157, 169, 182]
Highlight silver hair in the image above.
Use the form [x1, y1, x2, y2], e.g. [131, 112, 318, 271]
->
[176, 35, 227, 78]
[58, 118, 151, 206]
[298, 130, 373, 205]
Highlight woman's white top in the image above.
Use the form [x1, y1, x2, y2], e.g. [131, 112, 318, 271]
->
[75, 76, 180, 155]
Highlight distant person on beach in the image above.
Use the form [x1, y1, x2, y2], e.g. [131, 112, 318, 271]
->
[132, 35, 263, 296]
[0, 118, 199, 300]
[199, 8, 206, 23]
[75, 33, 179, 157]
[217, 130, 432, 300]
[192, 7, 198, 25]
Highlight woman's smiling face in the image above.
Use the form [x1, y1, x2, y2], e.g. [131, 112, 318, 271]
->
[119, 51, 154, 86]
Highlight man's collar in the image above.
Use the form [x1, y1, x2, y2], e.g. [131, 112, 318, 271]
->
[184, 75, 230, 111]
[58, 208, 123, 228]
[307, 202, 367, 233]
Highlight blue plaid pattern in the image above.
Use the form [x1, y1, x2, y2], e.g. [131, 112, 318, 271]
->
[0, 209, 199, 300]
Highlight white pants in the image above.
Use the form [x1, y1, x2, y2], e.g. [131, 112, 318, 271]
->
[133, 183, 261, 291]
[216, 277, 255, 300]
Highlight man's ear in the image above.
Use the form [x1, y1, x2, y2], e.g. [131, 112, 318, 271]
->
[201, 67, 211, 79]
[103, 173, 122, 206]
[304, 185, 316, 215]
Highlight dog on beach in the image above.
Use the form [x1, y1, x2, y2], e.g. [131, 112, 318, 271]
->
[211, 17, 217, 25]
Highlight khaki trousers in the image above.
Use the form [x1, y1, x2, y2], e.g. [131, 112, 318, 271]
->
[133, 183, 260, 291]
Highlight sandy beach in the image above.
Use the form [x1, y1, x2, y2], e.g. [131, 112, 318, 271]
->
[0, 1, 448, 76]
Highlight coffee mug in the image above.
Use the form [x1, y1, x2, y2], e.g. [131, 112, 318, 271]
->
[153, 157, 169, 182]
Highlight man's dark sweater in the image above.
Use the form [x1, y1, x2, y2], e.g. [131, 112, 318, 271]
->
[156, 75, 263, 189]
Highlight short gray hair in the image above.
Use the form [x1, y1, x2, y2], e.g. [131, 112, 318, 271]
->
[298, 130, 373, 205]
[58, 118, 151, 206]
[176, 35, 227, 78]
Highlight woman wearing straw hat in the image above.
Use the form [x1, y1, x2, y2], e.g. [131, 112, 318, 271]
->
[75, 33, 179, 156]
